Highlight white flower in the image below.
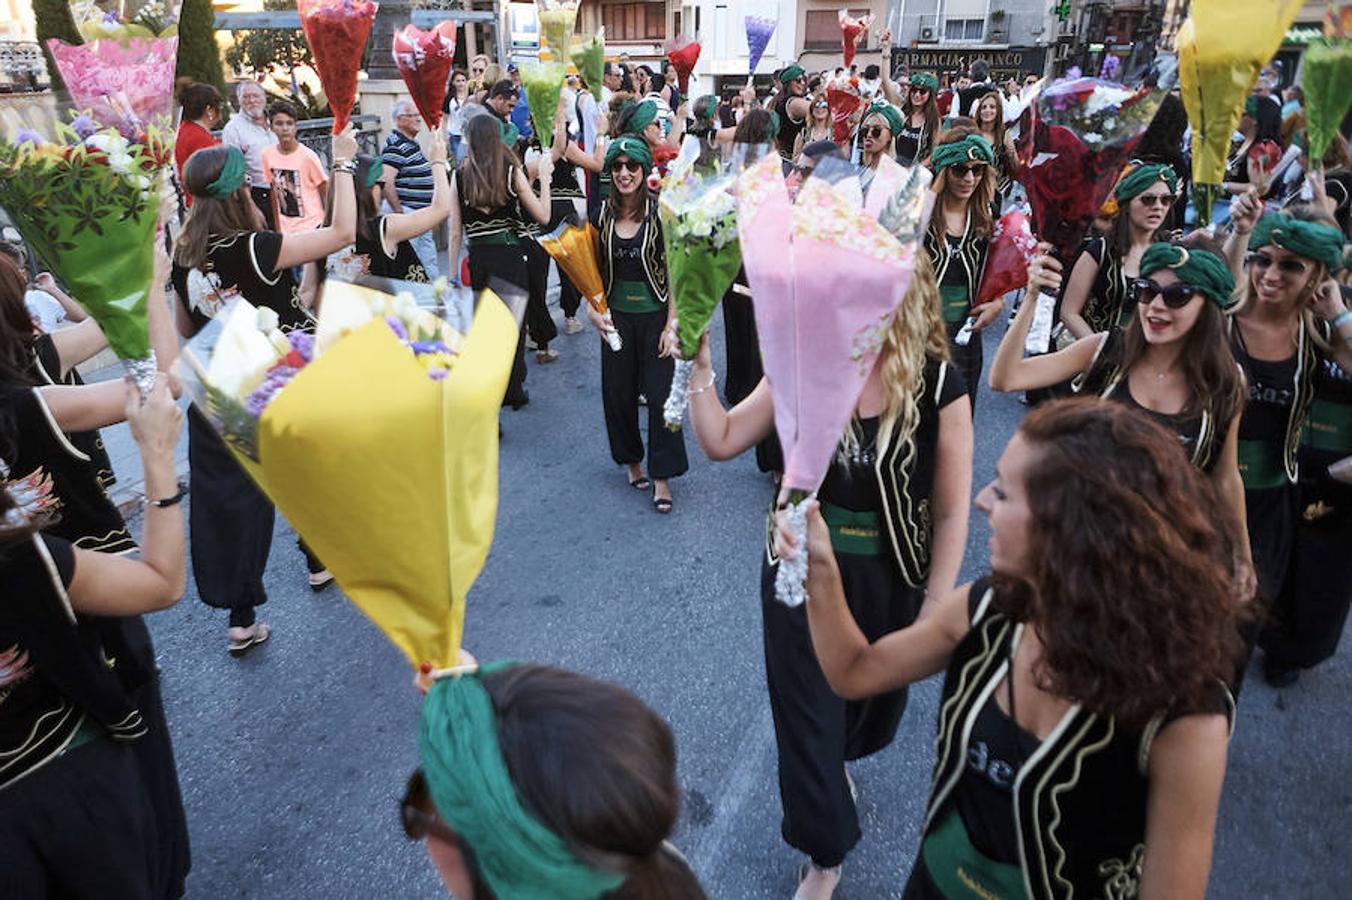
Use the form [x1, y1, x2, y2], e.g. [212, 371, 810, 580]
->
[255, 307, 280, 333]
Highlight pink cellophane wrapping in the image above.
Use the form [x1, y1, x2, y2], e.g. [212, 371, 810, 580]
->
[47, 36, 179, 134]
[737, 154, 915, 495]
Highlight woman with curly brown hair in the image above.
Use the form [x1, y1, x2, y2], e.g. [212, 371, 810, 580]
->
[789, 397, 1243, 900]
[925, 127, 997, 416]
[690, 261, 973, 899]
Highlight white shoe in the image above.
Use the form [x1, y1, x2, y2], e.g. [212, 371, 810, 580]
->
[793, 862, 841, 900]
[563, 316, 585, 334]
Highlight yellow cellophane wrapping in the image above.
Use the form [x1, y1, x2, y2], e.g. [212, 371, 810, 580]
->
[232, 291, 517, 670]
[1178, 0, 1303, 186]
[539, 222, 608, 314]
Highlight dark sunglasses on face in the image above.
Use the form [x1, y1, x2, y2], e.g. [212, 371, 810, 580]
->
[400, 771, 453, 842]
[1136, 193, 1177, 208]
[610, 159, 643, 173]
[1245, 251, 1310, 278]
[950, 163, 986, 178]
[861, 125, 888, 139]
[1131, 278, 1197, 308]
[910, 87, 931, 95]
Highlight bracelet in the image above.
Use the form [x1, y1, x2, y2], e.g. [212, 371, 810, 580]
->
[146, 481, 188, 508]
[332, 162, 356, 176]
[688, 370, 717, 395]
[1334, 310, 1352, 329]
[332, 156, 353, 168]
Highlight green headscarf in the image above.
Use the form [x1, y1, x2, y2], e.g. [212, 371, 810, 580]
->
[604, 135, 653, 174]
[362, 157, 384, 190]
[930, 133, 995, 172]
[419, 662, 626, 900]
[1139, 243, 1237, 309]
[623, 99, 659, 136]
[1249, 212, 1345, 273]
[206, 145, 248, 199]
[767, 110, 781, 140]
[778, 64, 806, 84]
[862, 101, 904, 138]
[1114, 162, 1178, 203]
[909, 72, 939, 94]
[499, 117, 521, 149]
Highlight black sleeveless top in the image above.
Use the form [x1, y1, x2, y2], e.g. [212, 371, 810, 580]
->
[456, 168, 525, 245]
[1067, 236, 1131, 335]
[773, 92, 806, 160]
[32, 335, 115, 490]
[170, 231, 311, 335]
[353, 217, 429, 282]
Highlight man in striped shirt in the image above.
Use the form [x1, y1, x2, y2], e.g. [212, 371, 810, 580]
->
[381, 100, 439, 278]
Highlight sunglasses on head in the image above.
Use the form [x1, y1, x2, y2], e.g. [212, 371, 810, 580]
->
[1136, 193, 1177, 208]
[399, 771, 456, 843]
[861, 125, 888, 139]
[949, 163, 986, 178]
[1131, 277, 1197, 308]
[610, 158, 643, 173]
[1245, 251, 1310, 278]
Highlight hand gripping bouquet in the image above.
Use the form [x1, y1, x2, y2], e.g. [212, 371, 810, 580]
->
[975, 203, 1038, 305]
[1303, 9, 1352, 165]
[521, 61, 567, 148]
[538, 220, 621, 351]
[659, 145, 742, 430]
[393, 21, 458, 130]
[1177, 0, 1302, 224]
[665, 35, 702, 96]
[175, 279, 525, 671]
[839, 12, 872, 69]
[298, 0, 379, 134]
[538, 0, 579, 59]
[0, 15, 178, 395]
[1019, 76, 1162, 353]
[570, 29, 606, 93]
[745, 16, 776, 75]
[737, 154, 916, 606]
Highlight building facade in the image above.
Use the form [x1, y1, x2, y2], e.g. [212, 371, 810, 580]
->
[882, 0, 1057, 84]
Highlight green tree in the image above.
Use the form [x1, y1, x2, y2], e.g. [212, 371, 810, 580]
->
[32, 0, 80, 92]
[224, 0, 313, 76]
[177, 0, 228, 94]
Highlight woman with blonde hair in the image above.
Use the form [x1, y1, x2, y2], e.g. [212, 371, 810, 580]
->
[1222, 202, 1352, 687]
[688, 260, 973, 899]
[925, 126, 997, 415]
[793, 96, 833, 157]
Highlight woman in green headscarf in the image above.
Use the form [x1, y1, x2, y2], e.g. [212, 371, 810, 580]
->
[878, 31, 941, 166]
[1030, 161, 1181, 343]
[1223, 203, 1352, 688]
[998, 234, 1251, 588]
[925, 126, 998, 417]
[856, 101, 905, 195]
[589, 135, 687, 513]
[409, 662, 706, 898]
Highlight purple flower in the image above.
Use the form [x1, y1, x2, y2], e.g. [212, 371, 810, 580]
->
[410, 339, 451, 356]
[71, 115, 98, 140]
[244, 366, 300, 417]
[385, 316, 408, 341]
[102, 11, 119, 23]
[15, 129, 42, 147]
[287, 330, 315, 361]
[1065, 66, 1082, 80]
[1099, 56, 1121, 82]
[428, 368, 449, 381]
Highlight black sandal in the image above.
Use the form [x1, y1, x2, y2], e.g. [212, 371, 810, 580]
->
[652, 495, 673, 514]
[629, 476, 652, 491]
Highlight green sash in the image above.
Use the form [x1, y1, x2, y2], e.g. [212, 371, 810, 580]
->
[920, 810, 1025, 900]
[610, 278, 664, 314]
[467, 231, 519, 248]
[1302, 398, 1352, 454]
[1238, 439, 1289, 490]
[940, 284, 971, 324]
[819, 500, 883, 556]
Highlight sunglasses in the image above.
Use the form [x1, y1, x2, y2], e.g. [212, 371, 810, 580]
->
[1136, 193, 1177, 208]
[910, 86, 931, 95]
[1131, 278, 1198, 309]
[399, 771, 457, 843]
[949, 163, 986, 178]
[1245, 251, 1310, 278]
[610, 159, 644, 173]
[861, 125, 889, 139]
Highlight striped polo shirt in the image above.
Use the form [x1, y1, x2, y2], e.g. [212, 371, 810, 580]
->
[382, 131, 435, 210]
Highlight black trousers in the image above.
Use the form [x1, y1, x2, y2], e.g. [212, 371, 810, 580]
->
[601, 308, 687, 479]
[761, 549, 921, 867]
[188, 407, 273, 626]
[721, 279, 783, 473]
[523, 239, 558, 348]
[249, 185, 275, 231]
[946, 318, 982, 417]
[468, 243, 531, 406]
[1261, 504, 1352, 670]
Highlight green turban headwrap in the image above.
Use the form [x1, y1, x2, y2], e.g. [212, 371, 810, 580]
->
[604, 135, 653, 174]
[930, 133, 995, 172]
[206, 145, 248, 199]
[1140, 243, 1237, 309]
[778, 64, 805, 84]
[1249, 213, 1345, 273]
[623, 99, 658, 136]
[862, 101, 905, 138]
[909, 72, 939, 94]
[1114, 162, 1178, 203]
[362, 157, 384, 190]
[419, 662, 626, 899]
[499, 117, 520, 148]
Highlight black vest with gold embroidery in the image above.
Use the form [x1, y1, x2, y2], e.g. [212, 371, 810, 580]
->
[596, 196, 668, 303]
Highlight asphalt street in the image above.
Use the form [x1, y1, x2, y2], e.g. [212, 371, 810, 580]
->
[128, 307, 1350, 899]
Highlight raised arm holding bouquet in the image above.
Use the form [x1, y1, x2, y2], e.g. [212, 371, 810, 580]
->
[1176, 0, 1303, 225]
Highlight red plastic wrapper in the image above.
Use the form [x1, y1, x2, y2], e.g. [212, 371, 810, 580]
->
[665, 37, 701, 95]
[298, 0, 379, 134]
[826, 87, 861, 145]
[839, 12, 872, 69]
[975, 206, 1038, 304]
[393, 21, 458, 130]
